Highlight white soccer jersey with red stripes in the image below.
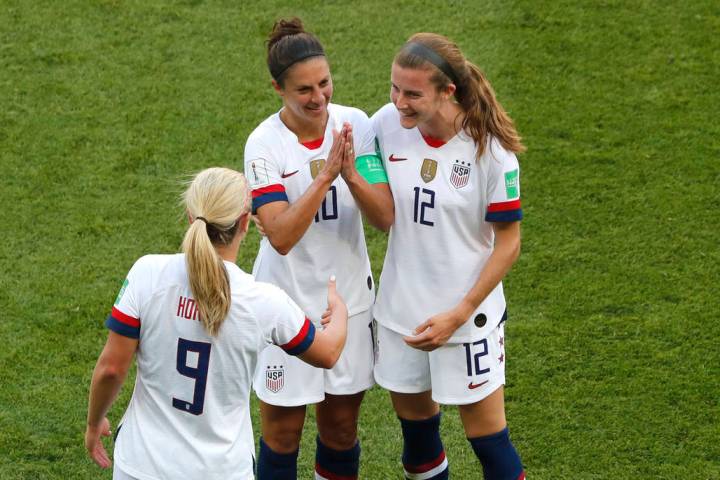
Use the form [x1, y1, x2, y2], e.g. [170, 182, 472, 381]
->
[372, 103, 523, 343]
[244, 103, 375, 322]
[107, 254, 312, 480]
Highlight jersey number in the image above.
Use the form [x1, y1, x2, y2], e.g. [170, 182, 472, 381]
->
[413, 187, 435, 226]
[173, 338, 211, 416]
[315, 186, 338, 222]
[463, 339, 490, 377]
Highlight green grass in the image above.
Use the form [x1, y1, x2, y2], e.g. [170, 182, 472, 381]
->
[1, 0, 718, 478]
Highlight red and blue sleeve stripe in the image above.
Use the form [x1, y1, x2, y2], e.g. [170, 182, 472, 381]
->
[486, 199, 523, 222]
[281, 317, 316, 356]
[252, 184, 288, 214]
[105, 306, 140, 339]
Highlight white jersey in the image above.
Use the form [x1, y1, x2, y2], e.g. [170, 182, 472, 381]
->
[372, 103, 523, 343]
[106, 254, 313, 480]
[244, 103, 375, 322]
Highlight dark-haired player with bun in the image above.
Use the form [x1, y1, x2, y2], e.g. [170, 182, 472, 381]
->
[244, 18, 393, 480]
[372, 33, 527, 479]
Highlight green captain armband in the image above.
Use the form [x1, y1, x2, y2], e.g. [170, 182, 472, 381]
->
[355, 154, 388, 184]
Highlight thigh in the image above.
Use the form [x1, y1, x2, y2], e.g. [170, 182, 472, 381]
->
[457, 386, 507, 438]
[325, 310, 375, 395]
[253, 344, 325, 406]
[373, 322, 432, 394]
[428, 322, 506, 405]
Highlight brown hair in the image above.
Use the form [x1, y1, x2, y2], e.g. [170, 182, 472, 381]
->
[267, 17, 325, 85]
[395, 33, 525, 158]
[181, 168, 250, 336]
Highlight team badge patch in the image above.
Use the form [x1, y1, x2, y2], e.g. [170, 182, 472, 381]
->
[114, 279, 128, 305]
[248, 159, 270, 188]
[310, 159, 326, 179]
[504, 169, 519, 198]
[420, 158, 437, 183]
[265, 365, 284, 393]
[450, 160, 471, 189]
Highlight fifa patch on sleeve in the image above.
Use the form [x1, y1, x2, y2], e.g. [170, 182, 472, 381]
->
[504, 169, 519, 198]
[248, 159, 271, 188]
[114, 278, 128, 305]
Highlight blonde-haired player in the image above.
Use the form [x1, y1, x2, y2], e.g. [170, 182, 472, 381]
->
[85, 167, 347, 480]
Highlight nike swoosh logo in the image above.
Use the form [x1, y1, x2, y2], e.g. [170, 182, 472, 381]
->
[389, 154, 407, 162]
[468, 380, 488, 390]
[281, 170, 299, 178]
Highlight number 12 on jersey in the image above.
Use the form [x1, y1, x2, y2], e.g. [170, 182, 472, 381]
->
[173, 338, 211, 416]
[413, 187, 435, 226]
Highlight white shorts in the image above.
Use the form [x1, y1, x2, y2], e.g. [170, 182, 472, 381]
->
[113, 464, 138, 480]
[253, 309, 375, 406]
[373, 321, 506, 405]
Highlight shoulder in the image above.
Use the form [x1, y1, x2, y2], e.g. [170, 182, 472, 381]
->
[371, 103, 402, 137]
[483, 136, 519, 169]
[129, 253, 177, 275]
[329, 103, 370, 123]
[245, 113, 285, 151]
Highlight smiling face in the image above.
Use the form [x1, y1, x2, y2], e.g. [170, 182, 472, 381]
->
[390, 62, 451, 130]
[274, 56, 333, 128]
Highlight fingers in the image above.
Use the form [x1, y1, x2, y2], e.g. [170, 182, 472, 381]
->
[91, 443, 112, 468]
[327, 274, 337, 299]
[413, 320, 431, 335]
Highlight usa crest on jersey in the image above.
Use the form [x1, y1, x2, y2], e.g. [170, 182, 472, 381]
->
[450, 160, 471, 189]
[265, 365, 284, 393]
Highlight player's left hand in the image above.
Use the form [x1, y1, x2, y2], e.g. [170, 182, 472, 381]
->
[252, 214, 266, 236]
[85, 417, 112, 468]
[404, 308, 467, 351]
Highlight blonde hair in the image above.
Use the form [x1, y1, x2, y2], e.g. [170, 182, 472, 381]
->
[181, 168, 251, 336]
[396, 33, 525, 159]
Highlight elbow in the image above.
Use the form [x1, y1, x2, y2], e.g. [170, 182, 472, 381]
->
[319, 349, 342, 369]
[510, 237, 521, 262]
[268, 236, 292, 256]
[95, 362, 127, 384]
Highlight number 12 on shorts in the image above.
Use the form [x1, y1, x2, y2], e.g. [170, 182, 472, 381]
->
[173, 338, 211, 415]
[464, 339, 490, 377]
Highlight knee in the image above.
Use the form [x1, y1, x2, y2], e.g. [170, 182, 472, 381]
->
[263, 425, 303, 453]
[318, 421, 358, 450]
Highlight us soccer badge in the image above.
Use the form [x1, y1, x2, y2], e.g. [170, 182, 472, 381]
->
[420, 158, 437, 183]
[310, 159, 326, 179]
[265, 365, 284, 393]
[450, 160, 471, 189]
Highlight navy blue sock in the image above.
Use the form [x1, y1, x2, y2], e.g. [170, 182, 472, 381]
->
[468, 427, 524, 480]
[257, 437, 298, 480]
[399, 413, 449, 479]
[315, 435, 360, 479]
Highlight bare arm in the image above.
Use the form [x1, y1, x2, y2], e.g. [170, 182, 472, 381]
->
[405, 221, 521, 351]
[298, 277, 348, 369]
[257, 127, 350, 255]
[85, 331, 137, 468]
[341, 127, 395, 232]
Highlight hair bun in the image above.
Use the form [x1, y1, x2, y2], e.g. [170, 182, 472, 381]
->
[268, 17, 305, 49]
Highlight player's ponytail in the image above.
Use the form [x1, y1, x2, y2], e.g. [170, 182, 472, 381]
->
[266, 17, 325, 85]
[182, 168, 250, 336]
[396, 33, 525, 159]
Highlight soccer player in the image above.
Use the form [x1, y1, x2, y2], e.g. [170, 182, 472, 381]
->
[245, 18, 393, 480]
[372, 33, 527, 480]
[84, 167, 348, 480]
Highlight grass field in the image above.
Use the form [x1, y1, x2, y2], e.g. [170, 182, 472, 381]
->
[1, 0, 719, 478]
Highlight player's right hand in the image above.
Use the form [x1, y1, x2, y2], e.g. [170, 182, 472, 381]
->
[85, 417, 112, 468]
